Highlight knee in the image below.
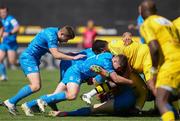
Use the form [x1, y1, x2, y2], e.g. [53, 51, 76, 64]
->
[9, 59, 16, 65]
[66, 93, 77, 100]
[30, 84, 41, 92]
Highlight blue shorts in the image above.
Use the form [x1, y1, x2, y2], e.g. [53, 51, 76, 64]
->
[0, 42, 18, 51]
[114, 87, 136, 112]
[19, 52, 40, 75]
[59, 60, 73, 80]
[61, 65, 87, 85]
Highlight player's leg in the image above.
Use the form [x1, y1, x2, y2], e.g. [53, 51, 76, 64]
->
[3, 54, 41, 115]
[4, 73, 41, 115]
[82, 81, 116, 104]
[7, 50, 18, 69]
[0, 44, 7, 81]
[46, 82, 67, 111]
[50, 100, 111, 117]
[156, 88, 175, 121]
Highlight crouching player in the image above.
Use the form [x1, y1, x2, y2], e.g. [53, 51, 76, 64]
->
[60, 40, 108, 80]
[49, 55, 136, 117]
[21, 52, 133, 116]
[82, 32, 150, 111]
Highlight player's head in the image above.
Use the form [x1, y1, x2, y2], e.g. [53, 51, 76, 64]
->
[87, 20, 95, 30]
[140, 0, 157, 19]
[0, 5, 8, 19]
[92, 40, 108, 54]
[112, 54, 128, 75]
[122, 32, 132, 45]
[58, 25, 75, 43]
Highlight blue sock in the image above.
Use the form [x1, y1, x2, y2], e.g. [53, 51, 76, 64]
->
[40, 92, 66, 104]
[26, 99, 37, 108]
[67, 107, 91, 116]
[26, 95, 48, 108]
[9, 85, 33, 104]
[0, 63, 6, 76]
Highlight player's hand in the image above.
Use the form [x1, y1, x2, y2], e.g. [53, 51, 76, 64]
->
[128, 24, 136, 30]
[90, 65, 102, 73]
[73, 54, 86, 60]
[49, 111, 59, 117]
[2, 32, 9, 38]
[49, 111, 67, 117]
[91, 65, 110, 78]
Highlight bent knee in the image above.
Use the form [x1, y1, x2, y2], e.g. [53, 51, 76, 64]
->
[66, 93, 77, 100]
[30, 84, 41, 92]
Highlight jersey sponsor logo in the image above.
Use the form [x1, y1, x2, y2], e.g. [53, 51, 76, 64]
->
[11, 19, 18, 26]
[155, 18, 172, 26]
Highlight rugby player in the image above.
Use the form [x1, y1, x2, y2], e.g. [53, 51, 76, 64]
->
[0, 5, 19, 81]
[82, 32, 151, 110]
[2, 26, 85, 115]
[140, 0, 180, 121]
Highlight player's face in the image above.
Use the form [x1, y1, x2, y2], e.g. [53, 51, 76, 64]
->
[112, 56, 120, 70]
[0, 8, 8, 19]
[122, 32, 132, 45]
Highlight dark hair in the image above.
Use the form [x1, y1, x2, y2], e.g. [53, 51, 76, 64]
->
[0, 5, 8, 11]
[116, 54, 128, 75]
[62, 25, 75, 39]
[92, 40, 108, 54]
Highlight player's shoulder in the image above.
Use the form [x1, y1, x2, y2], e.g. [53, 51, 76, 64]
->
[99, 52, 113, 59]
[44, 27, 58, 31]
[6, 15, 16, 20]
[173, 17, 180, 25]
[43, 27, 58, 35]
[80, 48, 94, 55]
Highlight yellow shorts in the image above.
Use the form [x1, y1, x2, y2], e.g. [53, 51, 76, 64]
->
[156, 60, 180, 90]
[133, 47, 152, 82]
[129, 72, 148, 109]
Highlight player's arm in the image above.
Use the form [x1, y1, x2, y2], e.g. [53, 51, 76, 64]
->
[148, 40, 160, 69]
[49, 48, 86, 60]
[90, 65, 132, 85]
[10, 18, 19, 34]
[140, 24, 159, 96]
[109, 71, 133, 84]
[147, 40, 160, 96]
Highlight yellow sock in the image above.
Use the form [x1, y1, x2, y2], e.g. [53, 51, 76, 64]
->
[95, 85, 104, 93]
[161, 111, 175, 121]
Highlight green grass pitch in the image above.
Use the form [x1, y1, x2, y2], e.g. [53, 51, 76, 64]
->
[0, 69, 160, 121]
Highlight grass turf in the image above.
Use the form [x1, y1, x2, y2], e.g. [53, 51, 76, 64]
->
[0, 69, 160, 121]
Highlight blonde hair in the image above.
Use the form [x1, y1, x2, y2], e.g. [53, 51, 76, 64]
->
[61, 25, 75, 39]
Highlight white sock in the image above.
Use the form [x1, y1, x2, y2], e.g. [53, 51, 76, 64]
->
[86, 89, 97, 97]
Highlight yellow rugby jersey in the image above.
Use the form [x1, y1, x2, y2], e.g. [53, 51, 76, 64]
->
[108, 40, 150, 72]
[173, 17, 180, 35]
[140, 15, 180, 62]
